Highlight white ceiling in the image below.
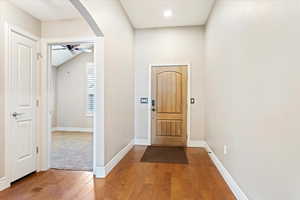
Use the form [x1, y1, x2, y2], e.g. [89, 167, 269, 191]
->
[9, 0, 81, 21]
[120, 0, 215, 29]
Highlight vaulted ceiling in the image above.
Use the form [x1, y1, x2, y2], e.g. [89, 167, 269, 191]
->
[51, 43, 93, 67]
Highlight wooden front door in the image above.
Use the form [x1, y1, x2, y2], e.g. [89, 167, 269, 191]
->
[151, 66, 187, 147]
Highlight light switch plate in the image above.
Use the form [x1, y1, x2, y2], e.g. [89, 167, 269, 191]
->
[140, 97, 149, 104]
[224, 145, 228, 155]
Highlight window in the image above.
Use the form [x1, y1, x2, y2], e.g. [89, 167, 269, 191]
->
[87, 63, 96, 116]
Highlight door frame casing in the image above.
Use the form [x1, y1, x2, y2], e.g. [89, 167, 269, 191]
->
[148, 64, 191, 146]
[40, 37, 105, 175]
[4, 22, 40, 186]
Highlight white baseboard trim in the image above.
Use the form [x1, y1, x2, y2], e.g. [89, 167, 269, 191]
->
[134, 138, 150, 146]
[94, 166, 105, 178]
[187, 140, 207, 148]
[205, 143, 248, 200]
[95, 140, 134, 178]
[52, 127, 93, 133]
[0, 177, 10, 191]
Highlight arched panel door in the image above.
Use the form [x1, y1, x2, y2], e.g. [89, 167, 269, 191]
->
[151, 66, 187, 146]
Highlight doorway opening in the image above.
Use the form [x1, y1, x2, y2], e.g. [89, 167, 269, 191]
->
[49, 42, 95, 171]
[148, 64, 191, 147]
[141, 64, 191, 164]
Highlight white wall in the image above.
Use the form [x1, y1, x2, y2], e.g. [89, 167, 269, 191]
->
[205, 0, 300, 199]
[54, 53, 93, 129]
[134, 26, 205, 142]
[81, 0, 134, 164]
[1, 1, 41, 37]
[0, 0, 41, 179]
[42, 18, 94, 38]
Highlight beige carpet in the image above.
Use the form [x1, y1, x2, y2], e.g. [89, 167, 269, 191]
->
[51, 131, 93, 171]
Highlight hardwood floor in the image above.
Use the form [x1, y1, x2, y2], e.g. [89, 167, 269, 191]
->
[0, 146, 236, 200]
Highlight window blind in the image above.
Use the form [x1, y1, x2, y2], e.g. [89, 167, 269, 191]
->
[87, 63, 96, 116]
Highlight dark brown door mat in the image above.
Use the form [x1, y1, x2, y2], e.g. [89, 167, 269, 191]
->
[141, 146, 188, 164]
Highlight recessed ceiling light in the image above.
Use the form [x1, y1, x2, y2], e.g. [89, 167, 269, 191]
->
[163, 10, 173, 18]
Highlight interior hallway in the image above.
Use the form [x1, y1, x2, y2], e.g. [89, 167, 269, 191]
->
[0, 146, 235, 200]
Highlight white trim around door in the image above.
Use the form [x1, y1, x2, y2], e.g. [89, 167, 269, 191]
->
[40, 37, 105, 176]
[147, 64, 192, 146]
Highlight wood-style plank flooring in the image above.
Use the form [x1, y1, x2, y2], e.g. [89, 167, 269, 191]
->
[0, 146, 236, 200]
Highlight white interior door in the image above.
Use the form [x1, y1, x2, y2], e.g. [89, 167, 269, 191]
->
[10, 31, 37, 182]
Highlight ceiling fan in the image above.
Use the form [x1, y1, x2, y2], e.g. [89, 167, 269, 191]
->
[52, 44, 92, 54]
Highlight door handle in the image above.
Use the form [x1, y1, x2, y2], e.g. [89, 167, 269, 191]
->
[151, 100, 156, 112]
[12, 112, 23, 118]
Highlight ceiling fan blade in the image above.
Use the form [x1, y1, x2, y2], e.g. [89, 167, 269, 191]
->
[63, 44, 80, 49]
[75, 48, 92, 53]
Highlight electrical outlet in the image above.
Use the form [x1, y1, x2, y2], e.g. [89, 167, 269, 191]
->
[224, 145, 228, 155]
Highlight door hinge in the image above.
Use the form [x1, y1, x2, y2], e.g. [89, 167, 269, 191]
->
[36, 147, 39, 154]
[36, 100, 39, 107]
